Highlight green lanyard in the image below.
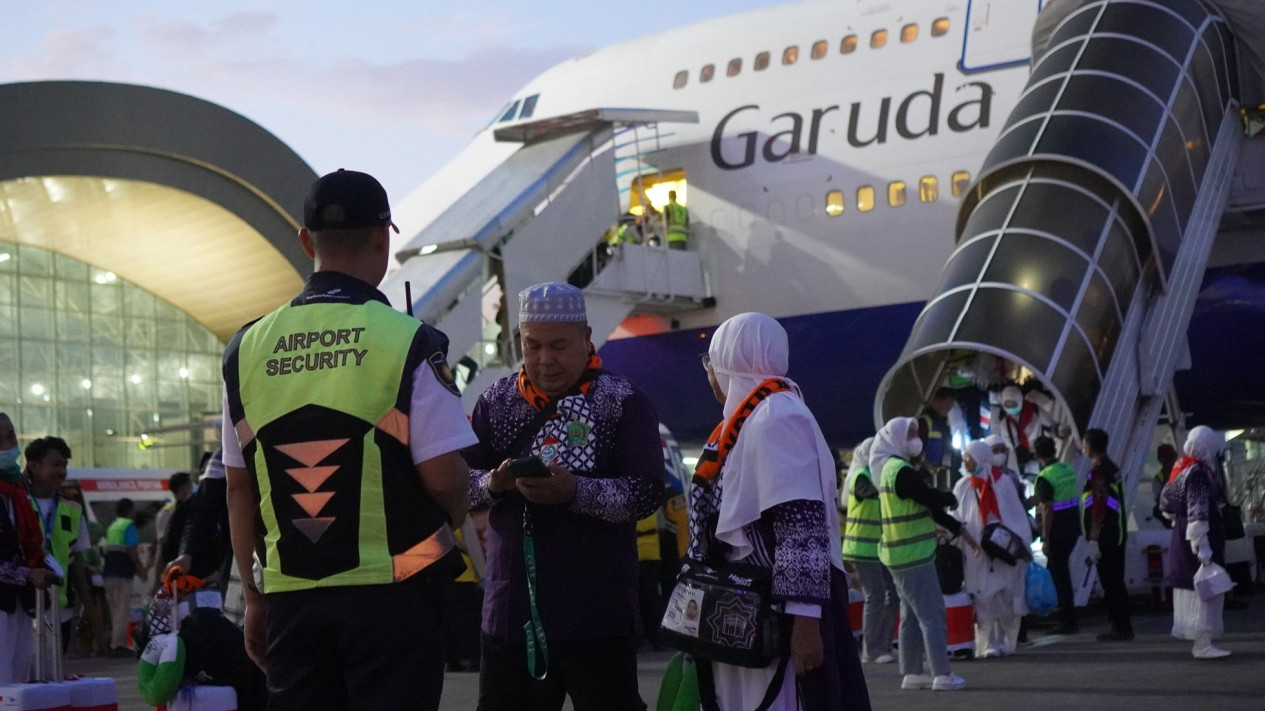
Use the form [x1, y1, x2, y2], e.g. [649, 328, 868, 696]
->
[523, 509, 549, 680]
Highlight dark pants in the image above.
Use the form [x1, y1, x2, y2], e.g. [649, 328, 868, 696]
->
[1046, 536, 1077, 625]
[265, 573, 450, 711]
[478, 633, 645, 711]
[444, 582, 484, 669]
[1099, 541, 1132, 633]
[636, 560, 662, 648]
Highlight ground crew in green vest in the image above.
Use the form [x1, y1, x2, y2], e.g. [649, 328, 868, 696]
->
[1081, 428, 1133, 642]
[872, 416, 978, 692]
[102, 498, 140, 656]
[222, 169, 477, 711]
[1033, 436, 1081, 634]
[842, 437, 898, 663]
[23, 436, 90, 660]
[664, 190, 689, 250]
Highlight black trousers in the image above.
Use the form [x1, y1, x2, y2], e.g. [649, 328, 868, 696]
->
[1046, 536, 1077, 625]
[1099, 541, 1132, 633]
[636, 560, 662, 647]
[265, 573, 450, 711]
[478, 632, 645, 711]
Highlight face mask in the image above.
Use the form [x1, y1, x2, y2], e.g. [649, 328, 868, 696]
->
[1004, 404, 1023, 417]
[907, 438, 924, 460]
[992, 452, 1007, 467]
[0, 447, 19, 482]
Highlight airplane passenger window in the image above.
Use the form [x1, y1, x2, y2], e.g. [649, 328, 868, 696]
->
[673, 70, 688, 89]
[840, 35, 858, 54]
[889, 181, 907, 207]
[754, 52, 770, 71]
[901, 24, 918, 43]
[951, 170, 971, 197]
[920, 176, 938, 202]
[783, 46, 799, 65]
[826, 190, 844, 216]
[857, 186, 875, 212]
[701, 64, 715, 83]
[727, 58, 742, 77]
[811, 41, 828, 60]
[871, 29, 888, 49]
[932, 18, 950, 37]
[519, 94, 540, 120]
[499, 100, 520, 123]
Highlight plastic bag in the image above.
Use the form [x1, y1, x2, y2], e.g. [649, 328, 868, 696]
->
[1025, 562, 1057, 616]
[656, 652, 699, 711]
[1194, 562, 1234, 601]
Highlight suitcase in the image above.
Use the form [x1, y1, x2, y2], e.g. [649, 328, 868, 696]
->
[944, 592, 975, 653]
[0, 585, 74, 710]
[847, 588, 864, 639]
[65, 677, 117, 711]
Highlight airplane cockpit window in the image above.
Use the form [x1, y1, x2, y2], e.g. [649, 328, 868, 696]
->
[782, 46, 799, 65]
[871, 29, 888, 49]
[811, 40, 828, 60]
[754, 51, 770, 71]
[889, 181, 907, 207]
[857, 186, 875, 212]
[901, 23, 919, 43]
[952, 171, 972, 198]
[499, 100, 520, 123]
[932, 17, 951, 37]
[727, 58, 742, 77]
[920, 176, 939, 202]
[826, 190, 844, 216]
[700, 64, 716, 83]
[841, 35, 858, 54]
[673, 70, 688, 89]
[519, 94, 540, 120]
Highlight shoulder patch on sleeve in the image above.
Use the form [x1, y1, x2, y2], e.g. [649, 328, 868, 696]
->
[428, 351, 461, 396]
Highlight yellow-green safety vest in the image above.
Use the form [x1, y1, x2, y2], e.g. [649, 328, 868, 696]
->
[636, 513, 661, 562]
[31, 495, 83, 607]
[227, 296, 455, 593]
[665, 202, 689, 243]
[842, 469, 881, 562]
[1037, 461, 1080, 513]
[1081, 480, 1125, 545]
[878, 457, 936, 570]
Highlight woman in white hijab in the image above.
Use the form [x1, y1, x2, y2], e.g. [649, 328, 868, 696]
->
[1160, 426, 1231, 659]
[690, 313, 870, 711]
[871, 417, 977, 692]
[952, 440, 1032, 658]
[841, 437, 897, 664]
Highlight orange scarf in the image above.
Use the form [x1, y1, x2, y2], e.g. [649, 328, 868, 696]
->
[1, 481, 44, 567]
[1168, 455, 1198, 485]
[971, 468, 1003, 524]
[516, 353, 603, 412]
[694, 379, 792, 483]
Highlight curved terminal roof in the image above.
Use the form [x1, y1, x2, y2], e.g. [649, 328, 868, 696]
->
[0, 80, 317, 340]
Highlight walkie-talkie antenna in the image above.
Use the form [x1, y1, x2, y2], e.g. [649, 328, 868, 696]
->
[404, 281, 414, 318]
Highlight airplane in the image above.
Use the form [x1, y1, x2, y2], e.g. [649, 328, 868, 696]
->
[385, 0, 1265, 585]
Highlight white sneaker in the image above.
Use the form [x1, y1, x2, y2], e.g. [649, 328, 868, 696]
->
[981, 649, 1000, 659]
[873, 653, 895, 664]
[1193, 645, 1231, 659]
[932, 674, 966, 691]
[901, 674, 934, 690]
[996, 645, 1014, 657]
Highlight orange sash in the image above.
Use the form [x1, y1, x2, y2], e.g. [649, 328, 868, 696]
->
[693, 379, 793, 483]
[516, 353, 603, 412]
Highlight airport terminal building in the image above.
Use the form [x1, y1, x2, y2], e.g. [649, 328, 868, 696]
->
[0, 81, 315, 469]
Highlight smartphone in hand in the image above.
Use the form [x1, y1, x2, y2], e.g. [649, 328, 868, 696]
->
[508, 456, 550, 479]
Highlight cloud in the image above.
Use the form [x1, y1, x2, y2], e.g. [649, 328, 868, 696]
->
[2, 25, 119, 79]
[137, 12, 279, 58]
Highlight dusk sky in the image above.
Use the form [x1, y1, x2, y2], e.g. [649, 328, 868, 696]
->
[2, 0, 789, 201]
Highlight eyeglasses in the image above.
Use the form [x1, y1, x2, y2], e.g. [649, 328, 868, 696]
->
[699, 352, 712, 369]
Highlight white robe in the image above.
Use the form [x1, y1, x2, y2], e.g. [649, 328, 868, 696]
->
[953, 472, 1031, 655]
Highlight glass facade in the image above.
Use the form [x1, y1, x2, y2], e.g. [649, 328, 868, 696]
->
[0, 242, 224, 469]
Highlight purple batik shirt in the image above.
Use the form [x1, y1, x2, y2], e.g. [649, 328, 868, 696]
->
[465, 371, 664, 642]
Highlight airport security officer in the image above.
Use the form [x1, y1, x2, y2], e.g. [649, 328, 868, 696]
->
[1081, 428, 1133, 642]
[24, 437, 90, 654]
[664, 190, 689, 250]
[222, 169, 477, 711]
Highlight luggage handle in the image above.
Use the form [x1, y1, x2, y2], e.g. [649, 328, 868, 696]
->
[32, 579, 65, 683]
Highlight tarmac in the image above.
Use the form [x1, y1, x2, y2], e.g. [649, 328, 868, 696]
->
[63, 594, 1264, 710]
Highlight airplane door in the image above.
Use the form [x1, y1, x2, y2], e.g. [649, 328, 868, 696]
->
[960, 0, 1044, 73]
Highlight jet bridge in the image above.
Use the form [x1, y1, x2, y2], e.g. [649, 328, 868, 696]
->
[381, 108, 705, 410]
[878, 0, 1243, 499]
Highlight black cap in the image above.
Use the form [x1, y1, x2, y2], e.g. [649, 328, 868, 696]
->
[303, 169, 399, 232]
